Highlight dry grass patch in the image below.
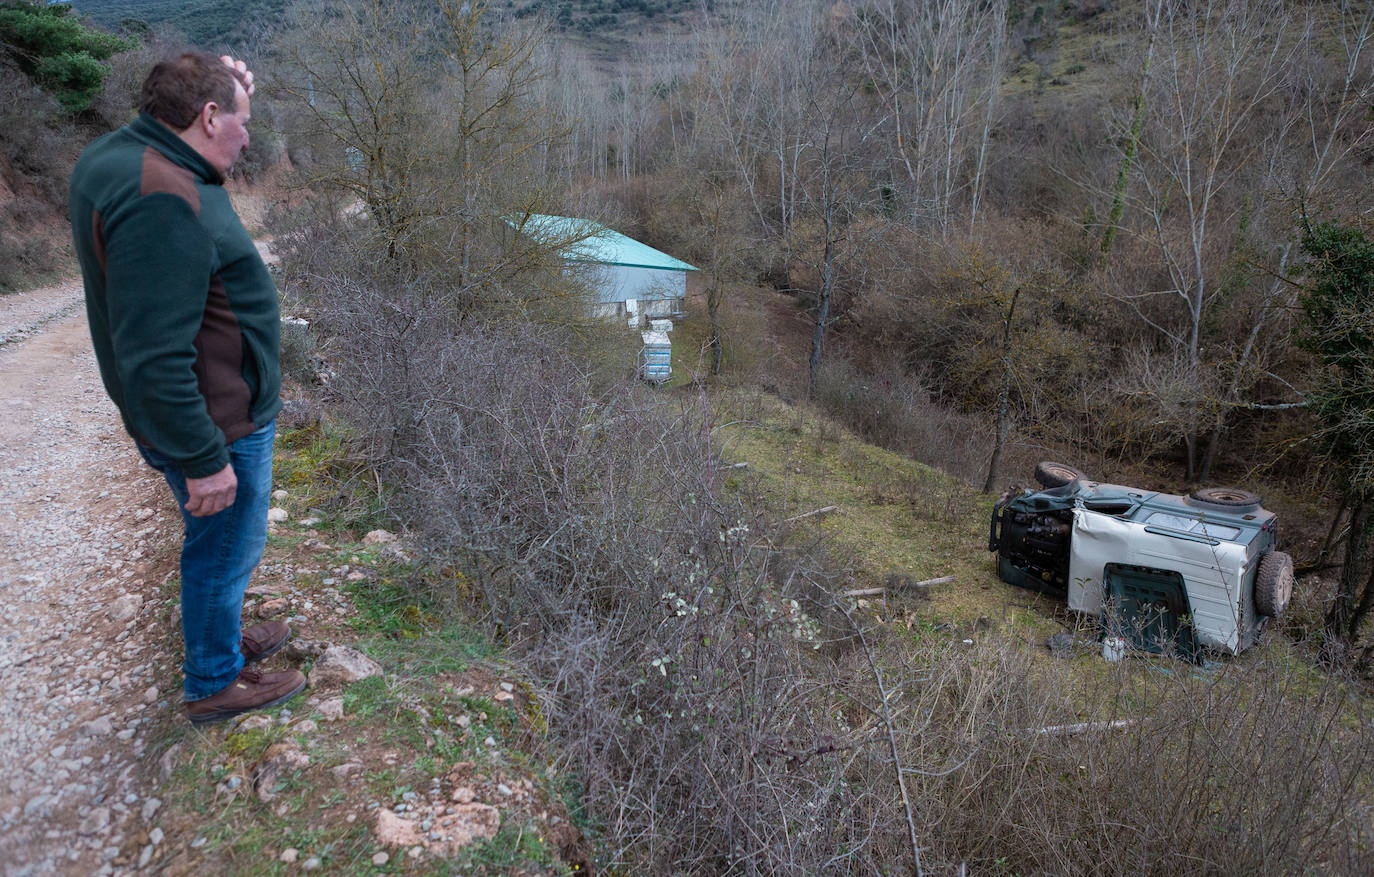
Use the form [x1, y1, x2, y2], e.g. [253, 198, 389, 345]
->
[714, 388, 1064, 638]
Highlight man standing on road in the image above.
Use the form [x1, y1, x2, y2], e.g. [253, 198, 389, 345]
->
[68, 53, 306, 724]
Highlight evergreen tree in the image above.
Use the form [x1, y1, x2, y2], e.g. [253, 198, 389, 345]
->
[0, 1, 132, 112]
[1298, 220, 1374, 657]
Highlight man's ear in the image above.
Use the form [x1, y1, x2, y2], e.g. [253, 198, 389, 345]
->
[198, 101, 220, 136]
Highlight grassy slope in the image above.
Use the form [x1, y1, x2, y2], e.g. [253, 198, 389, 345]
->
[138, 371, 1354, 874]
[664, 276, 1069, 640]
[708, 385, 1359, 775]
[713, 387, 1139, 673]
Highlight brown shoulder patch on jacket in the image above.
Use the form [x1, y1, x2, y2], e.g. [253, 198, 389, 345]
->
[92, 209, 107, 271]
[140, 147, 200, 214]
[194, 273, 254, 443]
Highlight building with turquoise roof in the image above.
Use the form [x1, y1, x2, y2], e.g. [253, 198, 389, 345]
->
[510, 213, 698, 324]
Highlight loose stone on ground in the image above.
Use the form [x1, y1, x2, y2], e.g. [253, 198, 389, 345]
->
[308, 644, 383, 688]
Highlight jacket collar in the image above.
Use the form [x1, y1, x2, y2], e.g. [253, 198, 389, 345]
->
[128, 113, 225, 186]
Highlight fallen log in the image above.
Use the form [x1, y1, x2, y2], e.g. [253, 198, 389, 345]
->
[1028, 719, 1138, 737]
[785, 505, 838, 523]
[843, 576, 955, 598]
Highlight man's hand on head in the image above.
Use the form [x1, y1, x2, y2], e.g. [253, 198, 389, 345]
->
[219, 55, 254, 98]
[185, 464, 237, 517]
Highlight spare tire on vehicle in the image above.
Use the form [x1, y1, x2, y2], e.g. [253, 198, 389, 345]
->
[1034, 461, 1086, 488]
[1254, 551, 1294, 618]
[1187, 486, 1262, 511]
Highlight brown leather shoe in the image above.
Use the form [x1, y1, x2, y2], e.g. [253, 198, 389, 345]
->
[185, 668, 307, 725]
[241, 620, 291, 663]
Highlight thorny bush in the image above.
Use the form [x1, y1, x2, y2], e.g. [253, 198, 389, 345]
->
[300, 266, 920, 871]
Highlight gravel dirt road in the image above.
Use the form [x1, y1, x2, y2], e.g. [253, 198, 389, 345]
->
[0, 280, 179, 876]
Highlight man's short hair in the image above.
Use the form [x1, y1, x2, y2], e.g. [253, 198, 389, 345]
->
[140, 52, 245, 131]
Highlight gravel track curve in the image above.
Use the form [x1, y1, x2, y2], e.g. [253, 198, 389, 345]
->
[0, 281, 180, 876]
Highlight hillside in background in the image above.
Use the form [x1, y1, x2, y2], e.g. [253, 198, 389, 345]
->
[520, 0, 720, 68]
[70, 0, 290, 47]
[70, 0, 710, 53]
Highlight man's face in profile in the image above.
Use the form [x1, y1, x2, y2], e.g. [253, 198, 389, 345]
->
[206, 79, 251, 176]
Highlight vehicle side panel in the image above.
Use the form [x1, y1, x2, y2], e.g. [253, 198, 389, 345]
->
[1069, 510, 1256, 654]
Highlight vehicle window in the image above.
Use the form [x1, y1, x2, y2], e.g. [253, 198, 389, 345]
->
[1146, 512, 1240, 541]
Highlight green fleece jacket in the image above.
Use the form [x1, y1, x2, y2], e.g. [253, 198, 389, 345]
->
[69, 113, 281, 478]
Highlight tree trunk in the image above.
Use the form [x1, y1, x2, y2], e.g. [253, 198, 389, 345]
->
[1327, 496, 1374, 649]
[807, 228, 834, 400]
[983, 288, 1021, 493]
[1198, 246, 1293, 483]
[1317, 497, 1350, 570]
[1348, 562, 1374, 641]
[984, 410, 1011, 495]
[708, 282, 724, 375]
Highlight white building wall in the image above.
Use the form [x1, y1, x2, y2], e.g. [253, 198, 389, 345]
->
[581, 264, 686, 304]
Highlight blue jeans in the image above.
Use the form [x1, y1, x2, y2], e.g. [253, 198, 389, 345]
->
[138, 421, 275, 701]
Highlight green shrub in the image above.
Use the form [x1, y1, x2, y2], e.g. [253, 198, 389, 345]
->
[0, 2, 133, 113]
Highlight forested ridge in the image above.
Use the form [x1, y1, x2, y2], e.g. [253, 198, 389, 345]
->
[69, 0, 709, 48]
[70, 0, 291, 47]
[3, 0, 1374, 873]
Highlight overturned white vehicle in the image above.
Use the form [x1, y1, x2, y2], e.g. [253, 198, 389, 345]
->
[988, 463, 1294, 658]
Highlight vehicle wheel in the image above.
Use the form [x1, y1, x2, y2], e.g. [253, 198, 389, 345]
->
[1034, 461, 1086, 488]
[1188, 486, 1262, 510]
[1254, 551, 1294, 618]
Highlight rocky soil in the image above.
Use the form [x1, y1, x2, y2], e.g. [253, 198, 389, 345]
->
[0, 281, 178, 876]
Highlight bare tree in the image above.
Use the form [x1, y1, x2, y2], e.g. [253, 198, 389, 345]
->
[537, 45, 610, 184]
[693, 0, 825, 240]
[435, 0, 564, 288]
[1197, 3, 1374, 480]
[1103, 0, 1301, 479]
[683, 175, 751, 377]
[800, 83, 879, 400]
[857, 0, 1009, 236]
[275, 0, 574, 308]
[1099, 0, 1163, 257]
[277, 0, 436, 261]
[983, 282, 1021, 494]
[692, 20, 770, 233]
